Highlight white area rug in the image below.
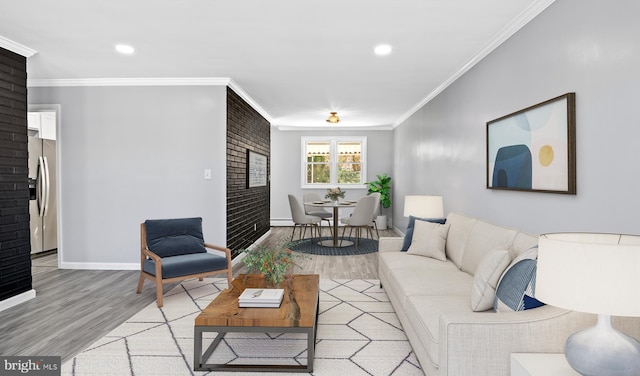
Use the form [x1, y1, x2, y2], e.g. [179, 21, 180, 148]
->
[62, 278, 423, 375]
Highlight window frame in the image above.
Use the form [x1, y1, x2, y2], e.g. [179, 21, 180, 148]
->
[301, 136, 367, 189]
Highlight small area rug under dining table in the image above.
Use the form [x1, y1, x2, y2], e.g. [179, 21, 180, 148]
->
[289, 236, 378, 256]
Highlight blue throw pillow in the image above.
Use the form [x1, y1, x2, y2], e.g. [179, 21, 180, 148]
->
[401, 215, 447, 252]
[494, 246, 545, 312]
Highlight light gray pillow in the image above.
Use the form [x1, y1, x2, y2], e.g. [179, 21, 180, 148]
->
[407, 220, 450, 261]
[471, 249, 512, 311]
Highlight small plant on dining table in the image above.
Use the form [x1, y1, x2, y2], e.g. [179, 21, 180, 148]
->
[240, 237, 305, 287]
[325, 187, 346, 201]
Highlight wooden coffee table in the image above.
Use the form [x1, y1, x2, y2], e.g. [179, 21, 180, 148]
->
[194, 274, 320, 372]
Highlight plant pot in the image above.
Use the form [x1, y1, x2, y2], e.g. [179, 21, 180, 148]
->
[376, 215, 387, 230]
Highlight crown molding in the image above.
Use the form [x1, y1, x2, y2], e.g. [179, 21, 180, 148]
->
[393, 0, 556, 128]
[27, 77, 231, 87]
[274, 124, 394, 132]
[227, 79, 273, 124]
[27, 76, 274, 125]
[0, 36, 37, 57]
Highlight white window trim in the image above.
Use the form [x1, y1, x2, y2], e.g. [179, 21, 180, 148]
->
[301, 136, 367, 189]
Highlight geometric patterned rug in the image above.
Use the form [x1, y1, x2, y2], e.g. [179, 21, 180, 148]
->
[61, 278, 423, 375]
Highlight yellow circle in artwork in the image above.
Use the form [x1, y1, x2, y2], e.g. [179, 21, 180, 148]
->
[539, 145, 554, 166]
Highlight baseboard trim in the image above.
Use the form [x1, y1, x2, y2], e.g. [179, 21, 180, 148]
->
[59, 262, 139, 270]
[0, 289, 36, 313]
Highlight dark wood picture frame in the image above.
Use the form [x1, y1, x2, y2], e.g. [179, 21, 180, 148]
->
[486, 93, 576, 194]
[246, 150, 268, 188]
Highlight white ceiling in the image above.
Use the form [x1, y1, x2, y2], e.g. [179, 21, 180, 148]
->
[0, 0, 553, 130]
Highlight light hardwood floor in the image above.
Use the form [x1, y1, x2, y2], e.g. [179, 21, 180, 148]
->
[0, 227, 399, 363]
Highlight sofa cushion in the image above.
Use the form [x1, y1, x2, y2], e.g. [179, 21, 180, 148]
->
[460, 220, 517, 276]
[389, 265, 473, 300]
[511, 231, 539, 259]
[143, 252, 228, 279]
[407, 220, 450, 261]
[444, 213, 477, 269]
[401, 216, 447, 251]
[379, 252, 458, 285]
[471, 250, 512, 311]
[145, 217, 206, 258]
[494, 247, 545, 312]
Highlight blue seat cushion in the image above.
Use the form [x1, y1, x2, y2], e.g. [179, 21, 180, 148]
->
[143, 252, 228, 279]
[145, 217, 206, 258]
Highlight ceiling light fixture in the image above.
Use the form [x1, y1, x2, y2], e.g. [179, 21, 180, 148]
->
[374, 44, 392, 55]
[326, 112, 340, 124]
[115, 44, 135, 55]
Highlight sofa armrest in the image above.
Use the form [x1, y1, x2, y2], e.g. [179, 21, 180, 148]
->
[438, 306, 596, 376]
[379, 236, 405, 253]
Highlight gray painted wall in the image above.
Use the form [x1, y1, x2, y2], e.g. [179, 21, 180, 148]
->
[393, 0, 640, 235]
[270, 128, 394, 225]
[28, 85, 227, 268]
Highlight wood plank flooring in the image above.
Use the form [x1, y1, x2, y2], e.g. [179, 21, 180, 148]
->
[0, 227, 399, 363]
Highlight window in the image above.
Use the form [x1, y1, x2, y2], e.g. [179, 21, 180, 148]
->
[302, 137, 367, 188]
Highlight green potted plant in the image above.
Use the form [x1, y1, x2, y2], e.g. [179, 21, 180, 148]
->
[365, 173, 392, 229]
[240, 237, 303, 287]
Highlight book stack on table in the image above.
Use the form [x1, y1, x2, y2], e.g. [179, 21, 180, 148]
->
[238, 288, 284, 308]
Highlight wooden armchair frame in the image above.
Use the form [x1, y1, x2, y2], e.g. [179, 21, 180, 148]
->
[136, 223, 233, 307]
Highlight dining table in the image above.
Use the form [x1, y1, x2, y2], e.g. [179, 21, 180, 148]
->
[304, 200, 357, 247]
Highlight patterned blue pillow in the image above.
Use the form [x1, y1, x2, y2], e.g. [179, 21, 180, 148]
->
[401, 216, 447, 251]
[494, 247, 545, 312]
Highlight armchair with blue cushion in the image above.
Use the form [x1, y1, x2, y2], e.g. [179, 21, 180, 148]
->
[136, 217, 232, 307]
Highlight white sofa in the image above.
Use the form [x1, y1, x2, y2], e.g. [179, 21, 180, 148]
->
[379, 212, 639, 376]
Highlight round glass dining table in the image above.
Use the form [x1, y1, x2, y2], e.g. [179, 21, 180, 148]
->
[304, 200, 357, 247]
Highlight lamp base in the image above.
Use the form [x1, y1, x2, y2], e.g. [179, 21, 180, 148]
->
[565, 314, 640, 376]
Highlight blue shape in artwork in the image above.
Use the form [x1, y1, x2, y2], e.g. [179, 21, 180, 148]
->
[492, 144, 532, 189]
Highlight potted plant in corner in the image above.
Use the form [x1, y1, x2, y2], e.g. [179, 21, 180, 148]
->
[365, 173, 392, 229]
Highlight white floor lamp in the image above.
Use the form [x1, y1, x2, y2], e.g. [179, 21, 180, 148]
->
[536, 232, 640, 376]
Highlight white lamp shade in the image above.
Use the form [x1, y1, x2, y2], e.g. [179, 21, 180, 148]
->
[403, 195, 443, 218]
[536, 232, 640, 317]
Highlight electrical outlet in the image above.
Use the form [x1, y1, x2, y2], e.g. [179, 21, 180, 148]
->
[204, 169, 212, 180]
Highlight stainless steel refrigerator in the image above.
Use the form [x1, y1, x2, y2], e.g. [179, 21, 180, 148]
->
[28, 130, 57, 254]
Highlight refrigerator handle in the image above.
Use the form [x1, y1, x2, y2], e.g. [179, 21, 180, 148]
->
[42, 156, 50, 217]
[37, 156, 46, 217]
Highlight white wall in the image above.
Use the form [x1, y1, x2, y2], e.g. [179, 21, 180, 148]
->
[270, 128, 394, 225]
[393, 0, 640, 235]
[28, 85, 228, 268]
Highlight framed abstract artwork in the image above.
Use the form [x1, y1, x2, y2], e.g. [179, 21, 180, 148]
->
[246, 150, 268, 188]
[486, 93, 576, 194]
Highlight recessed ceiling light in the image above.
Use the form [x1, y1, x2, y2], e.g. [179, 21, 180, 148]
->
[374, 44, 392, 55]
[115, 44, 135, 55]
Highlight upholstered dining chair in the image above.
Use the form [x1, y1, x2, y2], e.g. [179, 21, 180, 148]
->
[369, 192, 381, 240]
[136, 217, 232, 307]
[340, 195, 377, 248]
[303, 192, 333, 237]
[288, 194, 321, 241]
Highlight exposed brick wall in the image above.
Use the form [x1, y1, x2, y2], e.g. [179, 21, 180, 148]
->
[226, 87, 270, 257]
[0, 48, 31, 301]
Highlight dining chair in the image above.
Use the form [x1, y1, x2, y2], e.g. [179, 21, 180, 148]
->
[340, 195, 377, 248]
[136, 217, 233, 307]
[288, 194, 321, 241]
[303, 192, 333, 237]
[369, 192, 381, 240]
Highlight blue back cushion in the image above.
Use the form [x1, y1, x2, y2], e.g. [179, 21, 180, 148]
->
[145, 217, 206, 258]
[401, 216, 447, 251]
